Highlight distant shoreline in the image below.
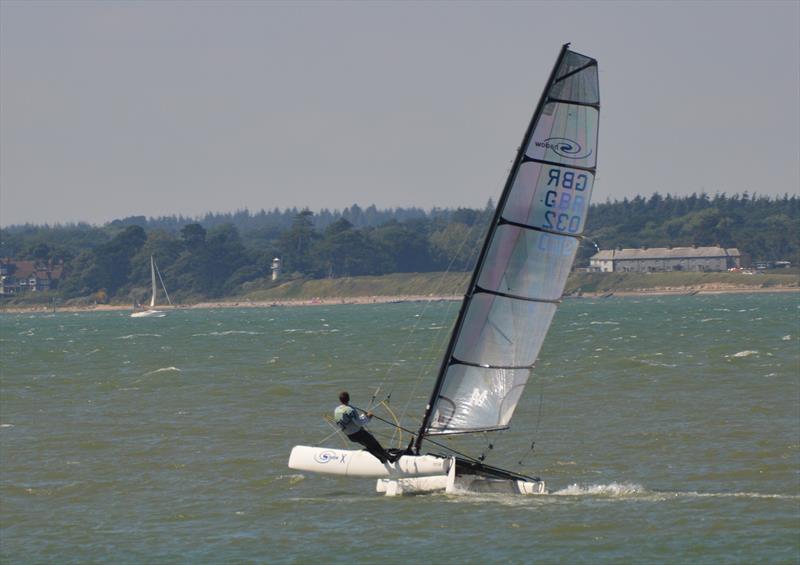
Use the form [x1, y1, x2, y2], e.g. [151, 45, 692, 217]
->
[2, 286, 797, 314]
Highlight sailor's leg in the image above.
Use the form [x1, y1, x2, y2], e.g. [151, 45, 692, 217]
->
[348, 430, 390, 463]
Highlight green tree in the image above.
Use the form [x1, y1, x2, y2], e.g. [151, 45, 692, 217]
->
[181, 223, 206, 251]
[277, 210, 318, 275]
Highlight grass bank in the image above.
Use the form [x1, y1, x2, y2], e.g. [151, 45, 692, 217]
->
[240, 272, 472, 301]
[237, 270, 799, 302]
[564, 271, 799, 294]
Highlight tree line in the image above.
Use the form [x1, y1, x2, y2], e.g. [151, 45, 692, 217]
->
[1, 193, 797, 303]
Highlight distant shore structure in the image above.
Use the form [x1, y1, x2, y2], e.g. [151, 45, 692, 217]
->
[271, 258, 282, 281]
[589, 246, 741, 273]
[0, 258, 64, 295]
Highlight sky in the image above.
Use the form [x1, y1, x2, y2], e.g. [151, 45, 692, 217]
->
[1, 1, 798, 226]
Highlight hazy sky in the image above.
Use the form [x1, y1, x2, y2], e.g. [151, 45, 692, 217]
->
[1, 0, 798, 226]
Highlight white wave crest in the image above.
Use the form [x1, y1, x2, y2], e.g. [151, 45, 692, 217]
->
[269, 474, 305, 486]
[144, 366, 181, 375]
[115, 333, 162, 340]
[731, 350, 759, 358]
[590, 321, 620, 325]
[554, 482, 647, 497]
[689, 491, 800, 500]
[782, 335, 792, 341]
[192, 330, 264, 337]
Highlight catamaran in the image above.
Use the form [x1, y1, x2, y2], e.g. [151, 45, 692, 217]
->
[131, 255, 172, 318]
[289, 43, 599, 495]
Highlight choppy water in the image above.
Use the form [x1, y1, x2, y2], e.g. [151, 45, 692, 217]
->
[1, 293, 798, 563]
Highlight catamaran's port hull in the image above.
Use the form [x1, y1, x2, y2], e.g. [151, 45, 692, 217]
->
[288, 445, 450, 477]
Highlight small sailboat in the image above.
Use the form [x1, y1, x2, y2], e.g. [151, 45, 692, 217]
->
[131, 256, 172, 318]
[289, 43, 599, 495]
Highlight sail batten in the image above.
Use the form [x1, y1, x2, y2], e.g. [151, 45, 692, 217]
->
[416, 45, 599, 447]
[450, 358, 537, 371]
[520, 156, 596, 173]
[497, 217, 585, 240]
[473, 286, 562, 305]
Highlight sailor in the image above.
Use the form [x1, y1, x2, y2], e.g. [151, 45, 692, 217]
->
[334, 391, 397, 464]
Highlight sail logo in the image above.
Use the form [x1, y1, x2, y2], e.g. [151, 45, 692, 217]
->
[534, 137, 592, 160]
[314, 451, 346, 464]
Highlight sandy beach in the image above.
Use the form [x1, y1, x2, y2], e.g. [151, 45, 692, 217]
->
[2, 285, 797, 314]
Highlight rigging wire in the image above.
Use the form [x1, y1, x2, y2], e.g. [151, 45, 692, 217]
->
[351, 405, 486, 465]
[154, 260, 172, 306]
[392, 205, 498, 434]
[372, 399, 403, 449]
[340, 167, 512, 457]
[318, 415, 350, 448]
[356, 218, 486, 447]
[477, 431, 495, 462]
[517, 366, 547, 468]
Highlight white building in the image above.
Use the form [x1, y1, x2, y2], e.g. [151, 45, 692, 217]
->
[271, 258, 282, 281]
[589, 246, 741, 273]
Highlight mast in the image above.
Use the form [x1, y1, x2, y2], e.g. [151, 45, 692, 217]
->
[414, 44, 574, 454]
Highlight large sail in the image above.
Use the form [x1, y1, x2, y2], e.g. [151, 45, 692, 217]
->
[417, 45, 599, 441]
[149, 255, 157, 308]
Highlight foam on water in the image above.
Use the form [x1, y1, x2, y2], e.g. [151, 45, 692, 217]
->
[115, 333, 162, 339]
[553, 482, 647, 497]
[192, 330, 264, 336]
[144, 366, 181, 375]
[684, 491, 800, 500]
[730, 350, 759, 358]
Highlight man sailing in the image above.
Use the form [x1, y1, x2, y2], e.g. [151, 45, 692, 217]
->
[334, 391, 398, 464]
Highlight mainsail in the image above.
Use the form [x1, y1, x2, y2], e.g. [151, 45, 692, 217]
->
[416, 44, 599, 444]
[149, 255, 158, 308]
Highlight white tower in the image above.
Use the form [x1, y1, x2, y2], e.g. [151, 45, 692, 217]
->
[271, 258, 282, 281]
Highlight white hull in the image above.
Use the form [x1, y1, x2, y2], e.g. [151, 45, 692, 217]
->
[376, 475, 450, 495]
[447, 476, 547, 495]
[375, 460, 546, 496]
[288, 445, 450, 478]
[289, 445, 546, 496]
[131, 309, 165, 318]
[376, 476, 547, 496]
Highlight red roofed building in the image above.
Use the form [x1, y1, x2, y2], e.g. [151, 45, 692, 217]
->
[0, 258, 64, 295]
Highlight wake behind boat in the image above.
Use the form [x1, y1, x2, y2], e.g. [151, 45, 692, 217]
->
[131, 255, 172, 318]
[289, 43, 600, 496]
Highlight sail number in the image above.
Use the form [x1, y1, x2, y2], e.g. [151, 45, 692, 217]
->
[542, 167, 589, 233]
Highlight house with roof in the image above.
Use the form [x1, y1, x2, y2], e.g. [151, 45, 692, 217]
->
[0, 258, 64, 295]
[589, 246, 741, 273]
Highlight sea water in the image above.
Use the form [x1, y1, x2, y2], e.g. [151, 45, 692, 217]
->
[1, 293, 798, 563]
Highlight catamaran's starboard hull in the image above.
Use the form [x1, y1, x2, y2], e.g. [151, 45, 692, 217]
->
[288, 445, 450, 478]
[451, 476, 547, 495]
[376, 475, 450, 496]
[375, 477, 547, 496]
[130, 310, 165, 318]
[375, 462, 547, 497]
